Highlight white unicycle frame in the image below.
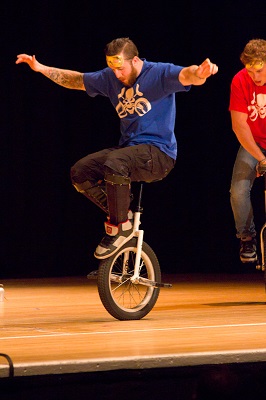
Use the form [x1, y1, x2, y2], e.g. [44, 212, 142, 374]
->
[256, 173, 266, 271]
[259, 223, 266, 271]
[129, 209, 144, 282]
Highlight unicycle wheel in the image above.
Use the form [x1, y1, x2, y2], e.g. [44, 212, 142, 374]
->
[97, 238, 161, 320]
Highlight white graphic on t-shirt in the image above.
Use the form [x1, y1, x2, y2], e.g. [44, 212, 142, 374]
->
[248, 92, 266, 121]
[116, 84, 151, 118]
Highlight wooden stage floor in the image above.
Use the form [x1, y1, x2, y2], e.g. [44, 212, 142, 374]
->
[1, 272, 266, 377]
[1, 272, 266, 399]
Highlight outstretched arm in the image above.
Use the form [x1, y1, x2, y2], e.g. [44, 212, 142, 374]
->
[16, 54, 85, 91]
[179, 58, 218, 86]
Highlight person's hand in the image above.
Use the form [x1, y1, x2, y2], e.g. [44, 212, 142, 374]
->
[256, 159, 266, 177]
[15, 54, 40, 72]
[196, 58, 218, 79]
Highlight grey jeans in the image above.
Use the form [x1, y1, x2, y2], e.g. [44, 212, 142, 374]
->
[230, 145, 265, 239]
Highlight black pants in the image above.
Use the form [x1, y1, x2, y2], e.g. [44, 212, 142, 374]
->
[70, 144, 175, 225]
[70, 144, 175, 184]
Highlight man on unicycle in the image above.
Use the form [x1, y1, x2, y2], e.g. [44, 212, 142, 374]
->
[16, 37, 218, 260]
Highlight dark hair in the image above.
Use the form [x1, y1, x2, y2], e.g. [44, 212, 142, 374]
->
[104, 37, 139, 59]
[240, 38, 266, 65]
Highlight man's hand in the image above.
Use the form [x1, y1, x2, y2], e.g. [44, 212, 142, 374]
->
[195, 58, 218, 79]
[179, 58, 218, 86]
[256, 159, 266, 176]
[16, 54, 40, 72]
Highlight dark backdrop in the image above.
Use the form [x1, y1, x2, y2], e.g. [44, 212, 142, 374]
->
[2, 1, 266, 278]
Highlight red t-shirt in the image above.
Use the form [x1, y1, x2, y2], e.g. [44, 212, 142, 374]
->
[229, 68, 266, 149]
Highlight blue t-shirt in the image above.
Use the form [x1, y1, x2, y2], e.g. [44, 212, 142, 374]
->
[83, 60, 191, 160]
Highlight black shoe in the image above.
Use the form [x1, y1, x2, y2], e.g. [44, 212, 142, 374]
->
[240, 239, 257, 263]
[94, 219, 134, 259]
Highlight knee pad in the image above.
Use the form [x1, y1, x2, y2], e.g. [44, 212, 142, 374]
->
[105, 174, 131, 225]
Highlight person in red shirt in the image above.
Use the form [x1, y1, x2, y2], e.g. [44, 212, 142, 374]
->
[229, 38, 266, 263]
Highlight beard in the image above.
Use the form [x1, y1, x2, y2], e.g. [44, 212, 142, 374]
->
[124, 65, 139, 87]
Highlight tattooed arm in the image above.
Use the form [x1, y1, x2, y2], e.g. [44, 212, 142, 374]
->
[16, 54, 85, 90]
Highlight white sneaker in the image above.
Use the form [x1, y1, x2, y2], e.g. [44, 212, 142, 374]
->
[94, 219, 134, 259]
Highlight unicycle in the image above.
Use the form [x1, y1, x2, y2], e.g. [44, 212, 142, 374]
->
[87, 182, 172, 320]
[256, 172, 266, 279]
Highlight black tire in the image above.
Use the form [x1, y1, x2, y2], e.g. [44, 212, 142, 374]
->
[97, 238, 161, 320]
[263, 229, 266, 286]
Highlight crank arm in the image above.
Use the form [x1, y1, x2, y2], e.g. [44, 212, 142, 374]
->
[137, 277, 172, 288]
